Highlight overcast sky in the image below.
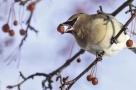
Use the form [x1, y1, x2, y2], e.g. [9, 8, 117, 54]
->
[0, 0, 136, 90]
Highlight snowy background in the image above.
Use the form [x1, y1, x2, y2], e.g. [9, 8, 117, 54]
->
[0, 0, 136, 90]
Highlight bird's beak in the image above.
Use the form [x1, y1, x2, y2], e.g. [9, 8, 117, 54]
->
[57, 24, 74, 34]
[57, 17, 77, 34]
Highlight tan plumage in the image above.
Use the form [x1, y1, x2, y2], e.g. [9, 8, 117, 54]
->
[61, 13, 136, 57]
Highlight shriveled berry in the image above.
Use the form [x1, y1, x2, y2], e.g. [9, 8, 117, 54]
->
[20, 29, 26, 35]
[57, 24, 64, 33]
[92, 77, 98, 85]
[9, 30, 15, 36]
[2, 24, 10, 32]
[86, 75, 93, 81]
[77, 58, 81, 63]
[13, 20, 18, 26]
[27, 2, 35, 12]
[126, 39, 133, 47]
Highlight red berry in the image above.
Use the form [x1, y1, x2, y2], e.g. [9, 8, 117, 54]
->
[13, 20, 18, 26]
[9, 30, 15, 36]
[86, 75, 93, 81]
[77, 58, 81, 63]
[27, 2, 35, 12]
[57, 24, 64, 33]
[92, 77, 98, 85]
[2, 24, 10, 32]
[20, 29, 26, 35]
[126, 39, 133, 47]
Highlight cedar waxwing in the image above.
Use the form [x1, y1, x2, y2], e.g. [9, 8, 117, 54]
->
[57, 13, 136, 57]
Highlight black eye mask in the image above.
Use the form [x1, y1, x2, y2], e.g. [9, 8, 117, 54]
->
[63, 17, 77, 26]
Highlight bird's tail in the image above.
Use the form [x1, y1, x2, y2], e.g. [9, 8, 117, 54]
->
[129, 47, 136, 54]
[129, 42, 136, 54]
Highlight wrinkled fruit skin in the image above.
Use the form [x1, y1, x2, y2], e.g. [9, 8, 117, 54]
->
[86, 75, 93, 81]
[14, 20, 18, 26]
[92, 77, 98, 85]
[2, 24, 10, 32]
[20, 29, 26, 35]
[57, 24, 64, 33]
[126, 39, 133, 47]
[9, 30, 15, 36]
[27, 2, 35, 12]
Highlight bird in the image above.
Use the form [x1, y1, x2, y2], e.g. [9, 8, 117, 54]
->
[57, 13, 136, 57]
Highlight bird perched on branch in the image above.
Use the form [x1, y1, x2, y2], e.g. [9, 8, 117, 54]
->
[57, 13, 136, 57]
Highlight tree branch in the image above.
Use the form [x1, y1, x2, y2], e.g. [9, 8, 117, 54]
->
[111, 0, 134, 16]
[6, 49, 85, 90]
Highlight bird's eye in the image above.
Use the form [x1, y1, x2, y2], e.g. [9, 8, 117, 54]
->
[63, 17, 77, 26]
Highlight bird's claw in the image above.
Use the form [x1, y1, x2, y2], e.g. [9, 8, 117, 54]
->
[110, 37, 118, 44]
[96, 51, 105, 59]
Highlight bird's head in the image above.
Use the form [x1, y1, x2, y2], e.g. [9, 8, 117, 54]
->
[57, 13, 83, 34]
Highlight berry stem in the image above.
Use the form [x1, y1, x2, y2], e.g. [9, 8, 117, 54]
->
[90, 65, 94, 76]
[13, 3, 16, 20]
[69, 41, 75, 59]
[92, 65, 96, 76]
[95, 64, 97, 77]
[7, 2, 14, 23]
[21, 6, 24, 23]
[19, 6, 21, 24]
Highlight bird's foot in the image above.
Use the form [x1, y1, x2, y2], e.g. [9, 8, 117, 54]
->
[110, 37, 118, 44]
[96, 51, 105, 61]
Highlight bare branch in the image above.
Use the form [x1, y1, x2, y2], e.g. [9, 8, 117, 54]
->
[6, 49, 85, 90]
[7, 72, 48, 89]
[111, 11, 136, 44]
[111, 0, 134, 16]
[19, 12, 37, 47]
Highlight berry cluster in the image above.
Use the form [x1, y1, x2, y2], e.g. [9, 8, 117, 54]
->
[1, 0, 36, 37]
[87, 74, 98, 85]
[2, 22, 26, 37]
[1, 0, 38, 67]
[86, 64, 98, 85]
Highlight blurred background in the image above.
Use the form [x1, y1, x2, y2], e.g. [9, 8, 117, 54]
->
[0, 0, 136, 90]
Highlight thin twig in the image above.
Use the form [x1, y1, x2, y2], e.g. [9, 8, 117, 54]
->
[7, 72, 48, 89]
[111, 0, 134, 16]
[61, 52, 104, 90]
[6, 49, 85, 90]
[19, 11, 38, 47]
[111, 11, 136, 44]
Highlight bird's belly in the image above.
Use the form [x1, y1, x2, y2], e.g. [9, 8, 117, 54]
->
[103, 43, 125, 57]
[86, 44, 103, 55]
[86, 42, 125, 57]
